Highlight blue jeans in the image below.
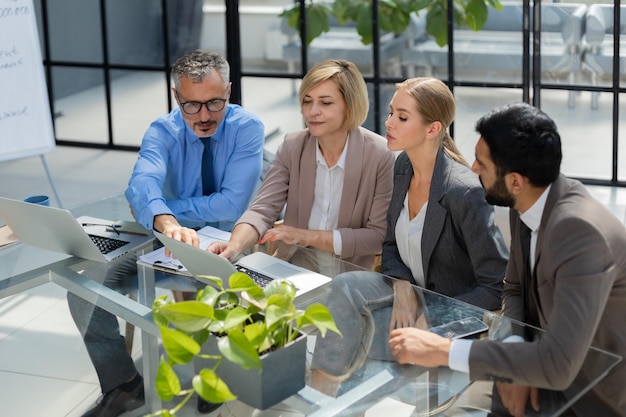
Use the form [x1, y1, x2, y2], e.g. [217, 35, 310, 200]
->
[311, 270, 399, 376]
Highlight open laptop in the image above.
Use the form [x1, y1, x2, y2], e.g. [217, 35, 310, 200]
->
[154, 231, 332, 302]
[0, 197, 153, 263]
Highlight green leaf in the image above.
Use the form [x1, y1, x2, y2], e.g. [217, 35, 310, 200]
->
[155, 356, 181, 402]
[156, 301, 215, 333]
[193, 369, 237, 403]
[160, 325, 201, 365]
[279, 3, 300, 28]
[355, 4, 373, 45]
[218, 329, 262, 370]
[152, 295, 173, 328]
[485, 0, 503, 11]
[300, 304, 342, 337]
[379, 0, 411, 34]
[306, 4, 331, 45]
[426, 4, 448, 48]
[265, 303, 295, 331]
[196, 275, 224, 290]
[465, 0, 489, 30]
[223, 306, 251, 330]
[264, 279, 296, 301]
[242, 320, 267, 347]
[408, 0, 433, 12]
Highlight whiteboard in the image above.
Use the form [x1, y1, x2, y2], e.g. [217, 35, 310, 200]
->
[0, 0, 55, 162]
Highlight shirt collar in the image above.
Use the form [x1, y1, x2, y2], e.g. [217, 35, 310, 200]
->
[315, 136, 349, 169]
[519, 184, 552, 232]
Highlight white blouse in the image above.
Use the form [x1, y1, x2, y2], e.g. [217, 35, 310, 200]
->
[395, 193, 427, 287]
[308, 137, 347, 256]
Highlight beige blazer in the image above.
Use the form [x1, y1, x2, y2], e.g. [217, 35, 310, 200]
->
[469, 175, 626, 416]
[237, 127, 394, 269]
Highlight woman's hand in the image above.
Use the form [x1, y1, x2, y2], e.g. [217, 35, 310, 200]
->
[260, 224, 335, 253]
[206, 241, 239, 260]
[390, 279, 420, 329]
[260, 224, 311, 246]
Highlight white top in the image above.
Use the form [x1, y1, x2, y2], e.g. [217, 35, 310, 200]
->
[308, 138, 348, 256]
[395, 194, 428, 287]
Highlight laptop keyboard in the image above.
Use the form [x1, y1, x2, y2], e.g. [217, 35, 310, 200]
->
[88, 234, 129, 254]
[235, 264, 274, 288]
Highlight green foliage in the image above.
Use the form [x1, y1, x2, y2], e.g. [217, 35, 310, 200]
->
[147, 272, 341, 416]
[280, 0, 502, 47]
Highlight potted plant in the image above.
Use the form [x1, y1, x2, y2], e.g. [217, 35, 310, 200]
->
[281, 0, 503, 47]
[149, 271, 341, 415]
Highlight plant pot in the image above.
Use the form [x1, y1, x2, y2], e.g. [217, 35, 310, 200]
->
[198, 332, 307, 410]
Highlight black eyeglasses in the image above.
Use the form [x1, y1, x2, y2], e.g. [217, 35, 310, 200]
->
[177, 95, 227, 114]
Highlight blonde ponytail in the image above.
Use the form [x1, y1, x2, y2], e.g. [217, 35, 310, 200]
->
[442, 133, 469, 167]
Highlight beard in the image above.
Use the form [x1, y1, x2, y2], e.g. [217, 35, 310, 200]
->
[482, 174, 515, 207]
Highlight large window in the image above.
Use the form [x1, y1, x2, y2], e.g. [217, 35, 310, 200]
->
[35, 0, 626, 185]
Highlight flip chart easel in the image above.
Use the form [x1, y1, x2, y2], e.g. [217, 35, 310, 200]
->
[0, 0, 63, 207]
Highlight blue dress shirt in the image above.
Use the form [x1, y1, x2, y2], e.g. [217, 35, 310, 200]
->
[125, 104, 264, 231]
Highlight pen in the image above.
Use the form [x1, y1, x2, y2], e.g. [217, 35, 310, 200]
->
[81, 222, 149, 236]
[82, 222, 121, 235]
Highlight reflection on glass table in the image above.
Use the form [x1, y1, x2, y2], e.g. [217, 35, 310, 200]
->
[159, 242, 621, 417]
[0, 193, 622, 417]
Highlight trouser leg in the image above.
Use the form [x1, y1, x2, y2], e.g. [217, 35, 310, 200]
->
[67, 254, 138, 393]
[311, 270, 396, 376]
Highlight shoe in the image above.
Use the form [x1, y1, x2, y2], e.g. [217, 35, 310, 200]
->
[197, 397, 223, 414]
[308, 368, 345, 397]
[82, 381, 145, 417]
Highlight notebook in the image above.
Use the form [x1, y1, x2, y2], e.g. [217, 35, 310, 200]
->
[154, 231, 332, 301]
[0, 197, 154, 263]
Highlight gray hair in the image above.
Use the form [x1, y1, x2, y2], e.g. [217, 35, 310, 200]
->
[171, 50, 230, 89]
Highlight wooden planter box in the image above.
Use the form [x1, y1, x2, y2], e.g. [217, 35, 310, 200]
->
[199, 333, 307, 410]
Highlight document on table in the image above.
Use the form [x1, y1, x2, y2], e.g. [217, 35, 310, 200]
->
[0, 225, 19, 249]
[138, 225, 231, 275]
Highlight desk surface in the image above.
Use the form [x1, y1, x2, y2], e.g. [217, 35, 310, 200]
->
[254, 253, 621, 417]
[0, 194, 622, 417]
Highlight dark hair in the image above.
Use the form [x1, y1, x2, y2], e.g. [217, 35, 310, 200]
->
[475, 102, 562, 186]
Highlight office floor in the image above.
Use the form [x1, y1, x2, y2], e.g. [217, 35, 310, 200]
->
[1, 76, 626, 417]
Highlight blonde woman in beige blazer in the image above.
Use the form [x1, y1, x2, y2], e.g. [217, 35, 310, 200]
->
[208, 59, 394, 270]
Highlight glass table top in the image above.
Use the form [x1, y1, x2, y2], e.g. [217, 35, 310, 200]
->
[0, 193, 622, 417]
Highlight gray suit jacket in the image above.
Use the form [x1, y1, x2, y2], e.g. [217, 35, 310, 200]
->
[470, 174, 626, 416]
[382, 150, 507, 310]
[237, 127, 394, 269]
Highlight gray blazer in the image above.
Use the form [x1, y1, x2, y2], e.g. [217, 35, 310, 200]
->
[237, 127, 394, 269]
[469, 174, 626, 415]
[381, 150, 507, 310]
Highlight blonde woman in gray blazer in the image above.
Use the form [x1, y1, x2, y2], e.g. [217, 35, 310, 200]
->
[208, 59, 394, 270]
[309, 77, 507, 396]
[390, 103, 626, 416]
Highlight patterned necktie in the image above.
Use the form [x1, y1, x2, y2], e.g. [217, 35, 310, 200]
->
[201, 137, 215, 196]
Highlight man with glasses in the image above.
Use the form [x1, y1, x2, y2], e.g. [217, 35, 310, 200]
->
[126, 48, 265, 242]
[73, 50, 264, 417]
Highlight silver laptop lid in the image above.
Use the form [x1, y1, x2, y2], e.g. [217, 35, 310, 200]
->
[154, 231, 331, 300]
[154, 231, 239, 282]
[0, 197, 151, 263]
